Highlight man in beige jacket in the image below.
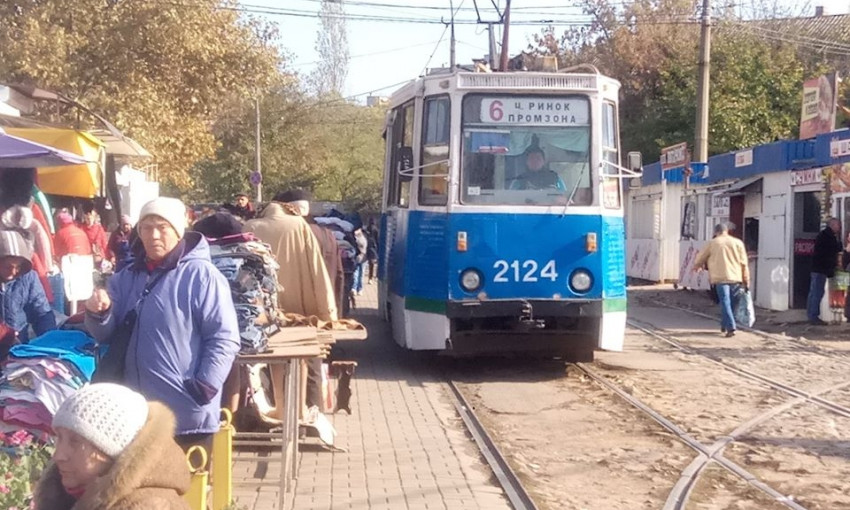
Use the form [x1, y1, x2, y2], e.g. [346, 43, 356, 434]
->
[692, 223, 750, 337]
[244, 200, 338, 419]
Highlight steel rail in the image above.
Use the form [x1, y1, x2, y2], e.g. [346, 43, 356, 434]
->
[646, 298, 850, 364]
[574, 362, 807, 510]
[625, 318, 850, 509]
[446, 380, 539, 510]
[665, 378, 850, 510]
[627, 319, 850, 419]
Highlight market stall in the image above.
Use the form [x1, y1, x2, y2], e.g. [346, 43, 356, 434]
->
[4, 127, 105, 198]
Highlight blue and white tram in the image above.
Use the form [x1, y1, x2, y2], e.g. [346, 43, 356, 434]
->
[378, 68, 639, 359]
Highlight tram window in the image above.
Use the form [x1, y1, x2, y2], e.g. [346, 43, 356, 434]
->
[387, 102, 414, 208]
[602, 101, 621, 208]
[419, 97, 450, 206]
[459, 94, 592, 206]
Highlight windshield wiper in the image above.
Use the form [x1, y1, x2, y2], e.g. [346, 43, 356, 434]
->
[561, 164, 589, 217]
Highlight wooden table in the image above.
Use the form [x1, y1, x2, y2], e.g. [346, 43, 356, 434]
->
[233, 327, 322, 510]
[231, 326, 367, 509]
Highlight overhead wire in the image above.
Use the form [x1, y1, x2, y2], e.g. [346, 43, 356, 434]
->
[419, 0, 467, 76]
[289, 39, 443, 67]
[718, 18, 850, 55]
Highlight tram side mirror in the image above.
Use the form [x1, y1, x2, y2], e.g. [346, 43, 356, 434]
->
[397, 146, 414, 179]
[627, 151, 643, 173]
[627, 151, 643, 189]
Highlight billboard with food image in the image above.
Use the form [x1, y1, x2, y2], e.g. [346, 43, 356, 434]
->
[830, 163, 850, 194]
[800, 73, 838, 140]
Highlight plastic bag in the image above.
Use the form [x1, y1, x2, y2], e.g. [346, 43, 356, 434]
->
[733, 286, 755, 327]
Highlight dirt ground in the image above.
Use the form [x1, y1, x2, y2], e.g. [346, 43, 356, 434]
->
[451, 285, 850, 510]
[630, 283, 850, 353]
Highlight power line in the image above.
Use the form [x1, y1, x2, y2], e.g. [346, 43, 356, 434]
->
[719, 19, 850, 55]
[151, 0, 594, 25]
[287, 0, 595, 12]
[290, 39, 442, 67]
[420, 0, 467, 75]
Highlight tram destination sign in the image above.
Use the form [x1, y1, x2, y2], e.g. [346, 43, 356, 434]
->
[479, 97, 589, 126]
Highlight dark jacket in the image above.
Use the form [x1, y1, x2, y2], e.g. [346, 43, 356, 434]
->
[1, 270, 56, 342]
[84, 233, 240, 435]
[0, 229, 55, 342]
[310, 222, 345, 315]
[812, 227, 842, 277]
[34, 402, 191, 510]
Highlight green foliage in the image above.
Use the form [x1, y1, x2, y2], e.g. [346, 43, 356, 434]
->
[192, 89, 386, 213]
[0, 431, 53, 510]
[532, 0, 846, 162]
[0, 0, 281, 191]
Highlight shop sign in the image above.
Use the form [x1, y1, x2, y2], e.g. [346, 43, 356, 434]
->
[790, 168, 823, 186]
[660, 142, 689, 171]
[794, 238, 815, 255]
[831, 138, 850, 159]
[734, 149, 753, 167]
[710, 194, 730, 217]
[479, 97, 589, 126]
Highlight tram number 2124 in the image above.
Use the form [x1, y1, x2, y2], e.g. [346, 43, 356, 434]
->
[493, 260, 558, 283]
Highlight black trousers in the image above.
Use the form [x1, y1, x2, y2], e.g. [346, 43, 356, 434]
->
[305, 357, 324, 412]
[176, 432, 214, 470]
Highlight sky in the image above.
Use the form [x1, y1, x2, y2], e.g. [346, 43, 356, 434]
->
[242, 0, 850, 101]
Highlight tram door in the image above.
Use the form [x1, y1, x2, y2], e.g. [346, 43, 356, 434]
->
[792, 191, 823, 308]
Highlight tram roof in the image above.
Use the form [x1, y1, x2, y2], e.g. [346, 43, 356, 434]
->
[386, 70, 621, 108]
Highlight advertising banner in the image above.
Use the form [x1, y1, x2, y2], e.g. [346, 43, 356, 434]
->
[660, 142, 689, 171]
[799, 73, 838, 140]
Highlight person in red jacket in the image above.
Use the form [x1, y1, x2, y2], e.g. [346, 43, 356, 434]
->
[80, 203, 108, 266]
[53, 211, 92, 260]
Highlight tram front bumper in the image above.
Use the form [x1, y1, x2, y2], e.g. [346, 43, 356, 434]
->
[446, 299, 602, 319]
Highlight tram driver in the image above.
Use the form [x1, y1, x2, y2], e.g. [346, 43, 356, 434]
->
[509, 145, 567, 192]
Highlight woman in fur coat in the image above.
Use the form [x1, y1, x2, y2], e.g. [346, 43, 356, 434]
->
[34, 383, 191, 510]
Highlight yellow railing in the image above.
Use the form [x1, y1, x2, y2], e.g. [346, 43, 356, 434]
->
[184, 409, 235, 510]
[213, 409, 234, 510]
[184, 445, 209, 510]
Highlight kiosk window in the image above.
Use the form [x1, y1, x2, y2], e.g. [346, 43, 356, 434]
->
[419, 97, 450, 206]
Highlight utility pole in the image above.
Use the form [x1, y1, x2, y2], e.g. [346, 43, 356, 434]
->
[254, 97, 262, 203]
[499, 0, 511, 71]
[449, 0, 456, 68]
[694, 0, 711, 163]
[487, 23, 497, 70]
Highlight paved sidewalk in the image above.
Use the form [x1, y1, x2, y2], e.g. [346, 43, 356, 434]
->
[233, 282, 510, 509]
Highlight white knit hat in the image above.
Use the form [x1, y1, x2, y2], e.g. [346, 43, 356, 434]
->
[139, 197, 187, 238]
[52, 383, 149, 458]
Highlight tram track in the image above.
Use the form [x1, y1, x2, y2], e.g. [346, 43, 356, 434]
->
[573, 361, 810, 510]
[445, 379, 539, 510]
[645, 298, 850, 363]
[583, 318, 850, 509]
[626, 318, 850, 420]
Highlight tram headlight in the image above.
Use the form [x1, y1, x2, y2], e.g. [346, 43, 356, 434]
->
[460, 269, 483, 292]
[569, 270, 593, 293]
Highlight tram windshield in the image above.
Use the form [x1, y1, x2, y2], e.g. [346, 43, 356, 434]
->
[460, 95, 592, 206]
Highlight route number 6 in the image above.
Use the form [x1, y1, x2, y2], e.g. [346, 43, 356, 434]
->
[493, 260, 558, 283]
[488, 100, 504, 122]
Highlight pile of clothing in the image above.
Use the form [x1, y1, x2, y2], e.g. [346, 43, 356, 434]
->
[209, 234, 281, 354]
[315, 216, 360, 268]
[0, 330, 97, 438]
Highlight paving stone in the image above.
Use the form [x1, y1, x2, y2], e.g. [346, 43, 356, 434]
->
[233, 285, 510, 510]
